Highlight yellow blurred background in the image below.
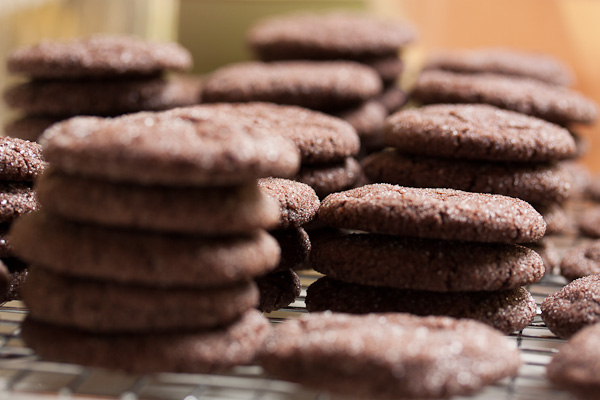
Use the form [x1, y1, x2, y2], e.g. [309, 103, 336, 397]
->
[1, 0, 599, 170]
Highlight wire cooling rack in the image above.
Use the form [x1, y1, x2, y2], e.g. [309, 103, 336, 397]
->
[0, 238, 582, 400]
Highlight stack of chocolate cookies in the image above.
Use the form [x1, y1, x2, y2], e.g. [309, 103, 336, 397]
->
[10, 105, 302, 373]
[306, 184, 546, 334]
[4, 35, 200, 142]
[0, 137, 46, 301]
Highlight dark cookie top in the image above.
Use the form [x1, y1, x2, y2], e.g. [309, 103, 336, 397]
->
[318, 184, 546, 243]
[40, 106, 300, 185]
[560, 240, 600, 281]
[0, 137, 46, 181]
[187, 103, 359, 164]
[385, 104, 577, 162]
[248, 13, 416, 61]
[7, 34, 192, 79]
[424, 48, 574, 86]
[202, 61, 382, 111]
[258, 178, 319, 229]
[413, 71, 598, 125]
[541, 275, 600, 339]
[260, 312, 520, 399]
[0, 183, 38, 223]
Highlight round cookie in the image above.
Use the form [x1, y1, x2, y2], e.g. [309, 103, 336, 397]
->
[4, 116, 62, 142]
[4, 75, 202, 117]
[305, 277, 536, 334]
[362, 56, 404, 83]
[0, 137, 46, 181]
[412, 71, 598, 125]
[21, 309, 270, 374]
[36, 168, 280, 234]
[7, 34, 192, 79]
[560, 240, 600, 280]
[533, 202, 568, 235]
[40, 106, 300, 185]
[424, 48, 574, 86]
[376, 84, 408, 113]
[362, 149, 573, 204]
[271, 227, 311, 271]
[310, 233, 544, 291]
[11, 211, 280, 287]
[318, 184, 546, 243]
[259, 312, 520, 399]
[255, 269, 301, 313]
[578, 206, 600, 238]
[541, 275, 600, 339]
[294, 157, 362, 198]
[0, 183, 38, 223]
[257, 177, 320, 229]
[547, 324, 600, 399]
[247, 13, 417, 61]
[201, 61, 382, 111]
[23, 267, 258, 332]
[335, 100, 387, 144]
[385, 104, 577, 162]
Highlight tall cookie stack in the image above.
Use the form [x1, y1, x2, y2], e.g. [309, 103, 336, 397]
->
[4, 35, 200, 142]
[306, 184, 546, 334]
[11, 105, 301, 373]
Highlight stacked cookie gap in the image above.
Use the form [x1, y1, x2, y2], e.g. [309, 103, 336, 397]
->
[4, 35, 199, 142]
[306, 184, 546, 334]
[11, 105, 301, 373]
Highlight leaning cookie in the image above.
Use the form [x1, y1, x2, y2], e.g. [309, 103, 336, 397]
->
[258, 178, 319, 229]
[541, 275, 600, 339]
[560, 240, 600, 280]
[306, 277, 536, 334]
[255, 269, 301, 313]
[260, 312, 520, 399]
[0, 137, 46, 181]
[21, 309, 270, 374]
[319, 184, 546, 243]
[547, 323, 600, 399]
[294, 157, 362, 198]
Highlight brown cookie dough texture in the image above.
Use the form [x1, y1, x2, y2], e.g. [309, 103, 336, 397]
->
[294, 157, 362, 198]
[271, 227, 311, 271]
[541, 275, 600, 339]
[413, 71, 598, 125]
[0, 183, 39, 223]
[362, 149, 573, 204]
[305, 277, 536, 334]
[578, 206, 600, 238]
[7, 34, 192, 79]
[318, 184, 546, 243]
[257, 178, 320, 229]
[362, 56, 404, 83]
[3, 116, 62, 142]
[335, 100, 387, 141]
[0, 261, 10, 303]
[40, 106, 301, 185]
[255, 269, 301, 313]
[259, 312, 520, 399]
[0, 137, 46, 181]
[533, 202, 568, 235]
[0, 225, 13, 258]
[37, 168, 279, 234]
[376, 85, 408, 113]
[201, 61, 382, 111]
[310, 233, 544, 291]
[21, 310, 270, 374]
[11, 211, 280, 287]
[384, 104, 577, 162]
[560, 240, 600, 280]
[247, 13, 417, 60]
[547, 324, 600, 399]
[424, 47, 574, 86]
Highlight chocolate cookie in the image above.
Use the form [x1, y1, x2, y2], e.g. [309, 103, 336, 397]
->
[0, 224, 13, 258]
[560, 240, 600, 280]
[11, 212, 280, 287]
[294, 157, 362, 198]
[362, 56, 404, 83]
[525, 239, 560, 275]
[21, 309, 270, 374]
[0, 137, 46, 181]
[335, 100, 386, 143]
[413, 71, 598, 125]
[385, 104, 577, 162]
[3, 116, 62, 142]
[4, 75, 202, 116]
[23, 267, 258, 332]
[547, 323, 600, 399]
[376, 84, 408, 113]
[362, 149, 573, 204]
[247, 13, 417, 61]
[271, 227, 311, 271]
[40, 106, 300, 185]
[201, 61, 382, 111]
[541, 275, 600, 339]
[533, 202, 568, 235]
[260, 312, 520, 399]
[255, 269, 301, 313]
[578, 206, 600, 238]
[36, 168, 279, 234]
[0, 183, 38, 223]
[7, 34, 192, 79]
[424, 48, 574, 86]
[0, 261, 10, 303]
[3, 258, 28, 301]
[319, 184, 546, 243]
[258, 177, 319, 229]
[305, 277, 536, 334]
[310, 233, 544, 291]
